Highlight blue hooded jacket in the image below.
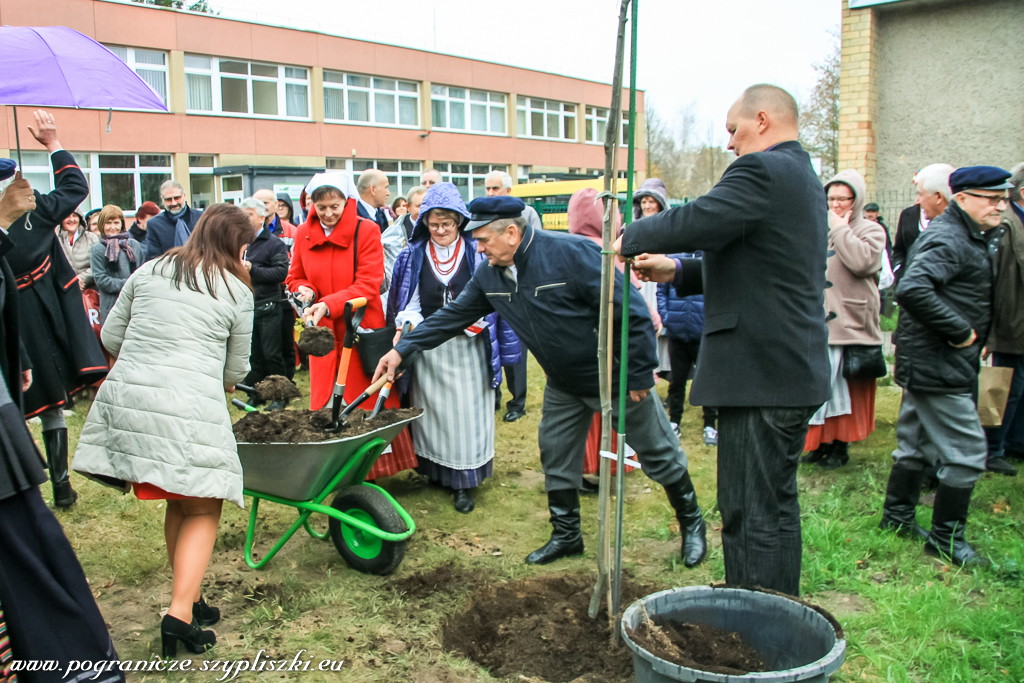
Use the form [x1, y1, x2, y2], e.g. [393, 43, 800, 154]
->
[657, 252, 705, 343]
[387, 183, 521, 393]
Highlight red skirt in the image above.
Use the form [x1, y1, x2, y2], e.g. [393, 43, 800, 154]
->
[583, 414, 641, 476]
[133, 482, 188, 500]
[804, 378, 877, 451]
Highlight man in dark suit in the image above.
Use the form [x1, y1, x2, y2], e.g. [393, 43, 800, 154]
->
[616, 84, 830, 596]
[142, 179, 204, 262]
[356, 169, 391, 232]
[891, 163, 954, 285]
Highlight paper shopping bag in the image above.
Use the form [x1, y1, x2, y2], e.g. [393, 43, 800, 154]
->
[978, 366, 1014, 427]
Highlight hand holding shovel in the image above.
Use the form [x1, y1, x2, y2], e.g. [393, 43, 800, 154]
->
[325, 297, 368, 432]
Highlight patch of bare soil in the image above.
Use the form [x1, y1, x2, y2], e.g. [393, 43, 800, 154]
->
[423, 529, 504, 557]
[233, 407, 421, 443]
[254, 375, 302, 401]
[442, 573, 657, 683]
[297, 325, 335, 357]
[626, 611, 768, 676]
[389, 561, 483, 600]
[408, 665, 479, 683]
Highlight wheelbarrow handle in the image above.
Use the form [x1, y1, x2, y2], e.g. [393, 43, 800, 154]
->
[231, 398, 258, 413]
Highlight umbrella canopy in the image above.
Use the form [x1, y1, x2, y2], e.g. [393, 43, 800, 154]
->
[0, 26, 168, 111]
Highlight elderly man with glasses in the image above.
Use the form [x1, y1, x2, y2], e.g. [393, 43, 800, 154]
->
[142, 180, 205, 263]
[878, 165, 1014, 567]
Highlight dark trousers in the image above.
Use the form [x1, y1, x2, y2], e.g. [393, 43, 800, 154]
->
[499, 337, 528, 413]
[986, 351, 1024, 457]
[245, 301, 287, 387]
[279, 305, 297, 381]
[717, 405, 816, 596]
[666, 337, 718, 426]
[0, 488, 123, 682]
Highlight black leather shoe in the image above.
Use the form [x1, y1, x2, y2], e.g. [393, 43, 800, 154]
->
[924, 484, 989, 567]
[453, 488, 475, 514]
[800, 441, 834, 464]
[161, 614, 215, 657]
[43, 428, 77, 508]
[986, 457, 1017, 476]
[817, 441, 849, 471]
[879, 464, 928, 539]
[663, 472, 707, 568]
[503, 411, 526, 423]
[526, 489, 584, 565]
[192, 597, 220, 627]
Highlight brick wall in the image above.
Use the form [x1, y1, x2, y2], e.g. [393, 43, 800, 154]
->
[838, 0, 878, 193]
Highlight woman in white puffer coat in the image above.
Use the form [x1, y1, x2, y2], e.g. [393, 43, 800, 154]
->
[74, 203, 254, 657]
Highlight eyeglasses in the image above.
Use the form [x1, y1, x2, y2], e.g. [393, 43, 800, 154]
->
[163, 194, 184, 203]
[827, 195, 854, 204]
[427, 221, 457, 231]
[961, 191, 1008, 206]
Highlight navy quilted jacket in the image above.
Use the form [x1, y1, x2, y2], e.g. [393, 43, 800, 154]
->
[657, 253, 705, 343]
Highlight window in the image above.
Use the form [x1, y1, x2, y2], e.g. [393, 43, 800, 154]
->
[105, 45, 169, 106]
[184, 55, 309, 119]
[326, 158, 423, 197]
[323, 72, 419, 127]
[516, 97, 576, 141]
[189, 155, 216, 209]
[431, 86, 506, 135]
[586, 106, 629, 145]
[434, 162, 508, 202]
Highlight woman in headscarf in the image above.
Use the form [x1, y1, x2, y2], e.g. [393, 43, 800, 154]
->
[57, 209, 99, 290]
[632, 178, 673, 380]
[90, 205, 142, 323]
[802, 169, 886, 470]
[286, 172, 416, 480]
[387, 184, 520, 513]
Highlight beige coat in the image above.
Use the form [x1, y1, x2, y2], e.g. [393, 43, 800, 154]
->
[823, 169, 886, 346]
[73, 260, 253, 507]
[57, 228, 100, 288]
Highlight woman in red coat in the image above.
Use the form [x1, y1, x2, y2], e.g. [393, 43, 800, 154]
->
[286, 172, 415, 479]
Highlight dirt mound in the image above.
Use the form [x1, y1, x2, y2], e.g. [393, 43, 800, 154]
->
[254, 375, 302, 401]
[442, 573, 657, 683]
[297, 325, 335, 357]
[389, 562, 481, 600]
[233, 407, 421, 443]
[626, 616, 768, 675]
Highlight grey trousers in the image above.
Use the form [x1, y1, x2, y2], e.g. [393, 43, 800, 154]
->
[892, 388, 987, 488]
[537, 382, 689, 492]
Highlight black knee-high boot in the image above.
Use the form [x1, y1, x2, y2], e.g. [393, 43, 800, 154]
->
[526, 489, 584, 565]
[664, 472, 708, 568]
[879, 464, 928, 539]
[43, 428, 77, 508]
[924, 484, 988, 567]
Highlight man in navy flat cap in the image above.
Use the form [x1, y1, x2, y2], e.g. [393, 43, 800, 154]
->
[374, 194, 708, 568]
[878, 165, 1014, 567]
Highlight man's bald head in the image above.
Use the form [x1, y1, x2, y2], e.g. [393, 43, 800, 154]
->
[253, 188, 277, 225]
[357, 169, 390, 208]
[725, 84, 800, 157]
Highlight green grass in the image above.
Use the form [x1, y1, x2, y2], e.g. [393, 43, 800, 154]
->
[36, 358, 1024, 682]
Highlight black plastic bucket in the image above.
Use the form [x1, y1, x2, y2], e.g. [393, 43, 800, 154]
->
[621, 586, 846, 682]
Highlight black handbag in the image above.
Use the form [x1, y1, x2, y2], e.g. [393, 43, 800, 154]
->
[842, 345, 887, 380]
[350, 220, 396, 376]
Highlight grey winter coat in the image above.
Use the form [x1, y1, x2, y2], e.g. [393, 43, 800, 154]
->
[57, 228, 99, 288]
[73, 260, 254, 507]
[90, 238, 142, 322]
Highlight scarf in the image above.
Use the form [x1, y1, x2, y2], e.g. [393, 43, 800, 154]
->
[102, 232, 136, 264]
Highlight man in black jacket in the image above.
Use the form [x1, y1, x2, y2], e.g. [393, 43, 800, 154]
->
[878, 166, 1013, 567]
[615, 84, 829, 596]
[375, 196, 707, 569]
[892, 164, 955, 285]
[142, 179, 204, 262]
[239, 198, 290, 409]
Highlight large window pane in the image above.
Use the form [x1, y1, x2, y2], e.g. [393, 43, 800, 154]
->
[431, 99, 446, 128]
[470, 104, 487, 132]
[137, 69, 167, 103]
[399, 96, 417, 126]
[348, 91, 369, 121]
[219, 60, 247, 74]
[517, 110, 526, 135]
[564, 116, 575, 140]
[547, 113, 558, 138]
[221, 77, 248, 113]
[186, 73, 212, 110]
[140, 173, 171, 205]
[586, 119, 593, 141]
[139, 155, 171, 168]
[490, 108, 505, 134]
[23, 173, 52, 194]
[472, 177, 485, 199]
[374, 92, 395, 124]
[20, 152, 50, 167]
[286, 83, 308, 117]
[324, 88, 345, 120]
[450, 101, 465, 129]
[452, 176, 469, 202]
[189, 175, 214, 210]
[99, 154, 134, 169]
[253, 80, 277, 115]
[101, 174, 135, 209]
[596, 120, 607, 141]
[531, 111, 543, 136]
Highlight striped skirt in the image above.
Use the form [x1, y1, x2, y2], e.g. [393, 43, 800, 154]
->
[409, 334, 495, 481]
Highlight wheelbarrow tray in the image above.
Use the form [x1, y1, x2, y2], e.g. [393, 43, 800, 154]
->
[237, 413, 419, 501]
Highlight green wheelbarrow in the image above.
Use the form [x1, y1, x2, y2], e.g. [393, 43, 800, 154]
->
[236, 411, 421, 575]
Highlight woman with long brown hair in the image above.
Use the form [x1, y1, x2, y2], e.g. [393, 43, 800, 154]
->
[74, 203, 254, 656]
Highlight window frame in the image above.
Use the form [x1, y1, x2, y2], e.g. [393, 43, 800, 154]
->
[326, 158, 424, 198]
[516, 96, 577, 141]
[585, 106, 628, 146]
[103, 44, 170, 108]
[433, 162, 509, 202]
[183, 54, 311, 121]
[35, 152, 175, 215]
[322, 72, 420, 129]
[430, 85, 507, 136]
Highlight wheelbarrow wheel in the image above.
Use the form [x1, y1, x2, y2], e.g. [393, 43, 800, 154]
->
[328, 486, 407, 575]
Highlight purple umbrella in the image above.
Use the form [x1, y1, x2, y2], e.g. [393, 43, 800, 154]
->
[0, 26, 168, 164]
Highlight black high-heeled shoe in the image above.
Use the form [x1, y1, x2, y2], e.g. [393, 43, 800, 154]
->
[161, 614, 216, 657]
[193, 597, 220, 627]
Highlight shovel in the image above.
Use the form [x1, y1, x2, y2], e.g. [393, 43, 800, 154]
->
[333, 374, 390, 430]
[368, 320, 412, 419]
[231, 398, 258, 413]
[325, 297, 368, 432]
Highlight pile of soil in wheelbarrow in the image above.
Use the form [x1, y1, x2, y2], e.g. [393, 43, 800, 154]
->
[297, 325, 335, 356]
[234, 407, 421, 443]
[442, 573, 657, 683]
[625, 614, 768, 676]
[253, 375, 302, 402]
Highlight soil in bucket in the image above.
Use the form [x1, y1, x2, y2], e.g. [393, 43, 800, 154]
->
[253, 375, 302, 402]
[233, 407, 422, 443]
[626, 613, 768, 676]
[442, 573, 657, 683]
[297, 325, 336, 357]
